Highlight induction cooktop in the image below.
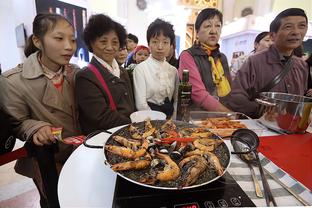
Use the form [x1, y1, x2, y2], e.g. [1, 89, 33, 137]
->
[112, 172, 255, 208]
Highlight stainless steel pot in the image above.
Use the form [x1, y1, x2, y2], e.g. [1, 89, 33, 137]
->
[256, 92, 312, 134]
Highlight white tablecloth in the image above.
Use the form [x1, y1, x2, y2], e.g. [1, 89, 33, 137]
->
[58, 123, 312, 207]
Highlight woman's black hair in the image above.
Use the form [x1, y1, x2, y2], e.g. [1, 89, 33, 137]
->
[195, 8, 223, 32]
[83, 14, 127, 53]
[146, 18, 175, 45]
[254, 32, 270, 44]
[252, 31, 270, 52]
[24, 13, 72, 57]
[127, 33, 138, 43]
[270, 8, 307, 33]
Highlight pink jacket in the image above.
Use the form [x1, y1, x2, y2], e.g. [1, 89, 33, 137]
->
[178, 51, 221, 111]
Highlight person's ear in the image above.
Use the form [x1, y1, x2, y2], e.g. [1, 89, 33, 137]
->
[270, 32, 276, 42]
[254, 42, 259, 50]
[32, 35, 42, 50]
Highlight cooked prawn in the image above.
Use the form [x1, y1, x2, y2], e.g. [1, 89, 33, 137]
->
[184, 149, 224, 176]
[113, 135, 141, 150]
[190, 131, 213, 138]
[105, 139, 148, 159]
[155, 152, 180, 181]
[179, 155, 208, 186]
[128, 119, 156, 139]
[205, 151, 224, 176]
[193, 138, 223, 152]
[129, 124, 142, 140]
[179, 155, 202, 168]
[142, 119, 156, 138]
[160, 118, 176, 131]
[184, 149, 205, 157]
[111, 159, 150, 171]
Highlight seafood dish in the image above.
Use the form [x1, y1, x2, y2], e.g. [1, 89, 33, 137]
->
[200, 117, 247, 129]
[193, 117, 247, 137]
[103, 119, 231, 190]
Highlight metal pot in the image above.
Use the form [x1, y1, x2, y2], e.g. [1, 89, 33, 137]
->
[256, 92, 312, 134]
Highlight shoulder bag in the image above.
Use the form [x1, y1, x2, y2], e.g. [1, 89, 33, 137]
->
[247, 59, 293, 101]
[88, 64, 117, 111]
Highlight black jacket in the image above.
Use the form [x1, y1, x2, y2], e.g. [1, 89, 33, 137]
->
[186, 44, 231, 96]
[75, 58, 135, 135]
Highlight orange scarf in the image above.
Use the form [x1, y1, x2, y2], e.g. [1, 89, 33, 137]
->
[201, 43, 231, 97]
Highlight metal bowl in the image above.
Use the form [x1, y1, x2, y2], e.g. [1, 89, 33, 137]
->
[256, 92, 312, 133]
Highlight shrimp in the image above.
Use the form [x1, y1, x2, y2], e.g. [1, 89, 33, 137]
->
[193, 138, 223, 152]
[179, 155, 208, 186]
[155, 152, 180, 181]
[190, 131, 213, 138]
[179, 127, 212, 138]
[160, 118, 176, 131]
[179, 155, 203, 168]
[105, 145, 134, 158]
[184, 149, 224, 176]
[128, 119, 156, 139]
[111, 159, 151, 171]
[142, 119, 156, 138]
[205, 151, 224, 176]
[105, 139, 148, 159]
[184, 149, 205, 157]
[129, 124, 142, 140]
[113, 135, 141, 150]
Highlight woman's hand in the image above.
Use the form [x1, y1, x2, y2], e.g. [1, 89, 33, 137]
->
[33, 126, 56, 146]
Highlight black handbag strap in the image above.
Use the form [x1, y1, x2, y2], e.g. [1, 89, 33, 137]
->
[260, 58, 293, 92]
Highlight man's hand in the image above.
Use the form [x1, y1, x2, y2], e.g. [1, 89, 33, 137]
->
[33, 126, 56, 146]
[216, 104, 232, 112]
[306, 89, 312, 97]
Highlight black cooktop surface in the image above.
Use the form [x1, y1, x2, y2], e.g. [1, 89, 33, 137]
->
[112, 172, 255, 208]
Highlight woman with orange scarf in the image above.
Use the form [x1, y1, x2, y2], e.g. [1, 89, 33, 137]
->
[178, 8, 232, 112]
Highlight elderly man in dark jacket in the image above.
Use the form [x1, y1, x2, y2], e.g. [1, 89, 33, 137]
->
[224, 8, 308, 118]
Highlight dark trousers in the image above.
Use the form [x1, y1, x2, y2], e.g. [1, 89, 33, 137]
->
[147, 97, 174, 119]
[26, 142, 60, 208]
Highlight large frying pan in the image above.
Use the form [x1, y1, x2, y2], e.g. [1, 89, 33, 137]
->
[103, 120, 231, 190]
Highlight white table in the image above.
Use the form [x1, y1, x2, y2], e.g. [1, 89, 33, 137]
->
[58, 127, 120, 208]
[58, 123, 312, 207]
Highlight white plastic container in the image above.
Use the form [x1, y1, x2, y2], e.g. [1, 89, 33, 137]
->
[130, 110, 166, 123]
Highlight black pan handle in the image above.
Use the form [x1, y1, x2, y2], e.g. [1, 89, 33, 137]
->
[83, 130, 112, 149]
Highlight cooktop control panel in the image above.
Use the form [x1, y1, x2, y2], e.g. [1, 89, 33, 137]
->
[113, 173, 255, 208]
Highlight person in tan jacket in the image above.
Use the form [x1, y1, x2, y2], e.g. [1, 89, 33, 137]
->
[0, 13, 80, 207]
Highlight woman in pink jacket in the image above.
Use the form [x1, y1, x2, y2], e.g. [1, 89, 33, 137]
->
[178, 8, 232, 112]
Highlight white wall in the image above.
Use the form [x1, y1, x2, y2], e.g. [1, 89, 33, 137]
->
[126, 0, 148, 46]
[0, 0, 90, 72]
[0, 0, 36, 72]
[220, 12, 312, 64]
[221, 31, 258, 62]
[125, 0, 190, 55]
